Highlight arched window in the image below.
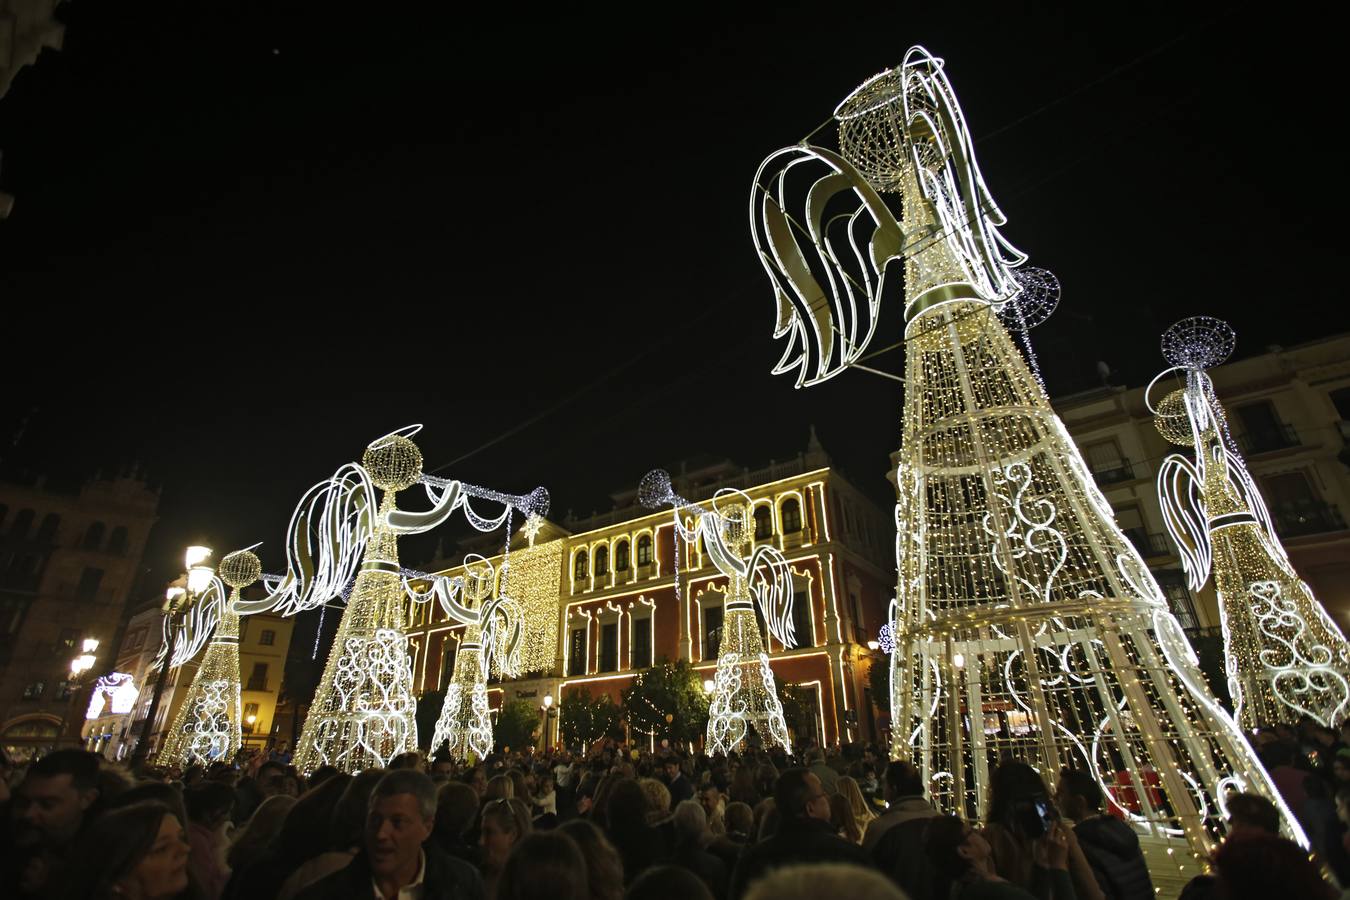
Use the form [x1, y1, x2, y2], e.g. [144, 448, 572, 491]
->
[83, 521, 106, 551]
[754, 505, 773, 540]
[615, 540, 630, 571]
[108, 526, 128, 554]
[10, 509, 34, 540]
[37, 514, 60, 543]
[594, 545, 609, 577]
[636, 534, 652, 566]
[781, 498, 802, 533]
[574, 550, 589, 580]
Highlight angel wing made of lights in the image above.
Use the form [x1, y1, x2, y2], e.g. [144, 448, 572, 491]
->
[149, 574, 227, 672]
[1157, 454, 1212, 592]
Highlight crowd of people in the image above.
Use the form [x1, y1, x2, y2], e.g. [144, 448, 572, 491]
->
[0, 728, 1342, 900]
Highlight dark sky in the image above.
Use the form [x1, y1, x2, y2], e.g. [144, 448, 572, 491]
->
[0, 2, 1344, 598]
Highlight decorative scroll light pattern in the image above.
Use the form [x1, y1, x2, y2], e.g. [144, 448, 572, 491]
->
[640, 471, 796, 754]
[1153, 316, 1350, 729]
[156, 548, 260, 767]
[288, 427, 548, 773]
[747, 45, 1307, 875]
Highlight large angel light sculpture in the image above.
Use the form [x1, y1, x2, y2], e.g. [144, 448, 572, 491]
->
[1153, 316, 1350, 729]
[405, 554, 523, 761]
[153, 548, 261, 767]
[747, 44, 1304, 862]
[231, 425, 547, 773]
[639, 469, 796, 754]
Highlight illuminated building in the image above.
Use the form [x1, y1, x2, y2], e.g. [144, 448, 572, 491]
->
[407, 437, 895, 750]
[0, 468, 159, 761]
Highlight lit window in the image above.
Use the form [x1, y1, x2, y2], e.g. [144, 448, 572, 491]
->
[574, 551, 589, 580]
[615, 541, 630, 571]
[594, 545, 609, 577]
[636, 535, 652, 566]
[754, 506, 773, 540]
[781, 499, 802, 533]
[259, 630, 276, 646]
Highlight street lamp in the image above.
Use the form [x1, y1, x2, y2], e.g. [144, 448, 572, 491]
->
[702, 679, 716, 694]
[128, 545, 212, 770]
[70, 639, 100, 679]
[540, 694, 556, 754]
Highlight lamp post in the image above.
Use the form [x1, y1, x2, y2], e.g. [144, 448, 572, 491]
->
[128, 546, 212, 771]
[540, 694, 556, 754]
[67, 638, 100, 750]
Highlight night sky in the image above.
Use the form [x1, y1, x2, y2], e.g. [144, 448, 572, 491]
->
[0, 3, 1344, 601]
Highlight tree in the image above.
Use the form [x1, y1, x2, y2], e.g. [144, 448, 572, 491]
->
[559, 688, 622, 750]
[493, 699, 539, 754]
[868, 657, 890, 715]
[622, 658, 709, 746]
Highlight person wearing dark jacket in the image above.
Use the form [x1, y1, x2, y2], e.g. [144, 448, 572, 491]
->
[1055, 769, 1153, 900]
[729, 768, 873, 899]
[297, 770, 484, 900]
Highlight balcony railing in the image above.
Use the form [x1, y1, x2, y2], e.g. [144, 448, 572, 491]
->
[1237, 422, 1300, 455]
[1271, 500, 1346, 538]
[1123, 529, 1170, 557]
[1091, 459, 1135, 485]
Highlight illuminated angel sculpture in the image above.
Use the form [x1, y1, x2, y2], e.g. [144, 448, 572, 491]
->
[1153, 316, 1350, 729]
[405, 554, 523, 761]
[155, 548, 261, 767]
[747, 44, 1304, 863]
[232, 426, 547, 773]
[640, 470, 796, 754]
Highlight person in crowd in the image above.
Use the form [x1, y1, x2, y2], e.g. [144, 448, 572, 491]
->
[663, 756, 694, 805]
[59, 800, 194, 900]
[804, 748, 840, 797]
[509, 768, 531, 806]
[275, 770, 380, 900]
[307, 764, 342, 790]
[479, 796, 533, 898]
[729, 768, 871, 899]
[225, 769, 353, 899]
[4, 748, 107, 896]
[184, 781, 235, 900]
[741, 862, 909, 900]
[431, 756, 456, 779]
[434, 780, 482, 865]
[639, 776, 672, 825]
[699, 783, 726, 835]
[1259, 739, 1312, 825]
[590, 772, 622, 827]
[496, 831, 590, 900]
[827, 793, 861, 844]
[671, 798, 728, 900]
[626, 864, 714, 900]
[983, 760, 1103, 900]
[1179, 830, 1337, 900]
[708, 800, 753, 871]
[534, 768, 559, 819]
[1054, 768, 1153, 900]
[486, 773, 515, 801]
[297, 769, 484, 900]
[926, 813, 1077, 900]
[1225, 791, 1280, 837]
[728, 766, 758, 807]
[559, 818, 625, 900]
[605, 777, 670, 883]
[225, 793, 295, 877]
[835, 776, 874, 837]
[863, 759, 939, 856]
[753, 764, 778, 803]
[232, 758, 292, 824]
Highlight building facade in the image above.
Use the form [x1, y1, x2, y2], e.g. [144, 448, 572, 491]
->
[81, 601, 163, 760]
[405, 438, 895, 750]
[0, 470, 159, 760]
[1054, 333, 1350, 641]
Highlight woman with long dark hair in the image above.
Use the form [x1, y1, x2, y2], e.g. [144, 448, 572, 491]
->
[926, 814, 1076, 900]
[603, 777, 668, 884]
[60, 800, 197, 900]
[984, 761, 1102, 900]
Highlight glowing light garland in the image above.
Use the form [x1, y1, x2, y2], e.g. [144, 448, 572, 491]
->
[1153, 316, 1350, 729]
[156, 549, 260, 767]
[640, 470, 795, 753]
[746, 45, 1308, 871]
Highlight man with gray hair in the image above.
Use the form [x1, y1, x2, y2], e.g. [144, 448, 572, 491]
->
[298, 769, 485, 900]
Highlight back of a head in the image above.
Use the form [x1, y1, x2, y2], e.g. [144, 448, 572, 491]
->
[482, 796, 533, 841]
[774, 768, 813, 819]
[1212, 832, 1336, 900]
[724, 801, 754, 836]
[638, 777, 671, 819]
[228, 794, 297, 870]
[558, 820, 624, 900]
[625, 864, 714, 900]
[106, 780, 189, 826]
[605, 778, 650, 831]
[329, 770, 379, 851]
[61, 801, 179, 898]
[742, 863, 909, 900]
[987, 759, 1050, 825]
[924, 814, 973, 886]
[1226, 792, 1281, 835]
[885, 760, 923, 799]
[184, 780, 236, 824]
[1058, 768, 1102, 812]
[671, 799, 708, 845]
[486, 773, 515, 801]
[279, 769, 355, 861]
[497, 831, 590, 900]
[436, 780, 480, 838]
[389, 751, 423, 770]
[29, 749, 101, 792]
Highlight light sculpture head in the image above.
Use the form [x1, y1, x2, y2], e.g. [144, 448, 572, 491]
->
[638, 469, 678, 510]
[711, 490, 752, 556]
[218, 547, 263, 589]
[834, 67, 914, 193]
[363, 430, 424, 492]
[1160, 315, 1236, 371]
[1154, 389, 1195, 447]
